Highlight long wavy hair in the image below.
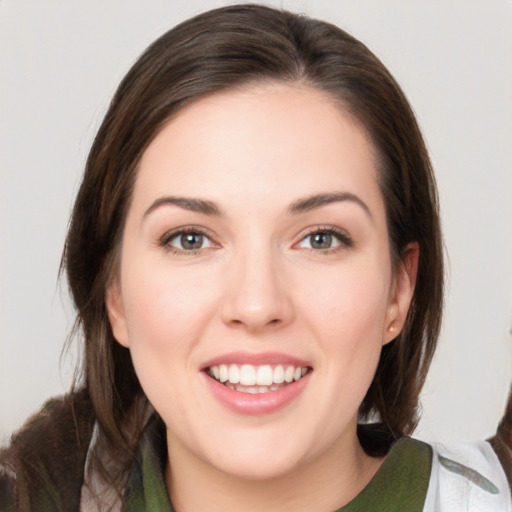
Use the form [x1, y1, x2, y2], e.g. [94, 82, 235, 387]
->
[62, 3, 443, 494]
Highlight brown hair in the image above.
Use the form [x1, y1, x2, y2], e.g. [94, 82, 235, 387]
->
[63, 3, 443, 492]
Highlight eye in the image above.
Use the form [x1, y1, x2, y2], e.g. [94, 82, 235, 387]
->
[296, 227, 353, 252]
[161, 228, 216, 254]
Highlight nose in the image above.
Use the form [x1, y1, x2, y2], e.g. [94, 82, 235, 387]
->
[221, 245, 294, 333]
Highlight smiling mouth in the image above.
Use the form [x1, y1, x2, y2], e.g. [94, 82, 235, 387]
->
[206, 364, 311, 394]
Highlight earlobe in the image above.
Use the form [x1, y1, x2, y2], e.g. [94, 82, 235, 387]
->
[105, 281, 130, 347]
[383, 242, 419, 345]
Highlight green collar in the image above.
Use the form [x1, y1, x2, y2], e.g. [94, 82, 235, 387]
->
[124, 418, 431, 512]
[338, 437, 431, 511]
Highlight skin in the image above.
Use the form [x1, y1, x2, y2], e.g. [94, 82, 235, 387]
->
[107, 83, 418, 511]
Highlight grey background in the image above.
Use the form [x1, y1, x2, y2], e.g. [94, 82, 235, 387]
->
[1, 0, 511, 445]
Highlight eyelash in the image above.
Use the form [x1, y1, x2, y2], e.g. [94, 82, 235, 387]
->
[159, 226, 217, 255]
[158, 225, 353, 256]
[295, 226, 354, 254]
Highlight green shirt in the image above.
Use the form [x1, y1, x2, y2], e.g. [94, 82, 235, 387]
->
[124, 418, 432, 512]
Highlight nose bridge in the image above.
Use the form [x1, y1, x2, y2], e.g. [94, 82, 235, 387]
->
[222, 233, 292, 331]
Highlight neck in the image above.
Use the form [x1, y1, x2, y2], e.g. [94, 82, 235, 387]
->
[165, 428, 384, 512]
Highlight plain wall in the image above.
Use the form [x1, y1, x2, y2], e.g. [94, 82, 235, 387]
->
[1, 0, 511, 445]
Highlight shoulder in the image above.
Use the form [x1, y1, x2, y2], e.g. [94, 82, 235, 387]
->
[423, 440, 512, 512]
[0, 389, 95, 511]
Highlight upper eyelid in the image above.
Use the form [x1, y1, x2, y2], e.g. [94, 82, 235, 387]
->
[158, 226, 220, 249]
[296, 225, 352, 240]
[156, 224, 352, 248]
[293, 225, 354, 249]
[160, 225, 214, 240]
[158, 227, 220, 256]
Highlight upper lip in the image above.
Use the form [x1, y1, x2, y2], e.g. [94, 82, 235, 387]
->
[201, 351, 311, 370]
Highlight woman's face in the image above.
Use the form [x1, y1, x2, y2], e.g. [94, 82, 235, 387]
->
[107, 83, 416, 480]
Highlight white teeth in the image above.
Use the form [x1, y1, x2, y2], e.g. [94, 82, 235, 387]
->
[208, 363, 309, 390]
[228, 364, 240, 384]
[256, 365, 273, 386]
[240, 364, 256, 386]
[273, 365, 285, 384]
[219, 364, 228, 383]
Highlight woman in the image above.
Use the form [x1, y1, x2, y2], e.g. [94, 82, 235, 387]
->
[1, 4, 510, 511]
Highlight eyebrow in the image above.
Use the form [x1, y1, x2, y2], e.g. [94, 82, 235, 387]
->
[143, 191, 371, 219]
[289, 192, 372, 218]
[144, 196, 223, 218]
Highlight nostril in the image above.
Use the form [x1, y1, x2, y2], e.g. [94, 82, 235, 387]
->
[229, 317, 282, 329]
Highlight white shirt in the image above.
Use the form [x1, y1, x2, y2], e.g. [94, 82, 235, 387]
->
[423, 441, 511, 511]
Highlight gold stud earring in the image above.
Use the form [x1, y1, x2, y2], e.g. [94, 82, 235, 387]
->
[388, 324, 396, 333]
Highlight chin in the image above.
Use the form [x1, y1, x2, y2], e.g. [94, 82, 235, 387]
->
[211, 452, 306, 482]
[196, 427, 315, 481]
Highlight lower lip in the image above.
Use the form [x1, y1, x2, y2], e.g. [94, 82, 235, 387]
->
[203, 372, 311, 416]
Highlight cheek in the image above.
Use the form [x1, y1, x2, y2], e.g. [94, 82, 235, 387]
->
[302, 265, 390, 338]
[297, 260, 391, 390]
[118, 262, 222, 419]
[120, 260, 219, 363]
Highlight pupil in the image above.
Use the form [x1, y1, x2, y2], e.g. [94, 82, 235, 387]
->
[181, 233, 203, 250]
[312, 233, 331, 249]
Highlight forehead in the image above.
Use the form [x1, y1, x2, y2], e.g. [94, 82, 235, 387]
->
[133, 83, 384, 217]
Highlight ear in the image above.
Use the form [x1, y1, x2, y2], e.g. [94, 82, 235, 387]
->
[383, 242, 419, 345]
[105, 280, 130, 347]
